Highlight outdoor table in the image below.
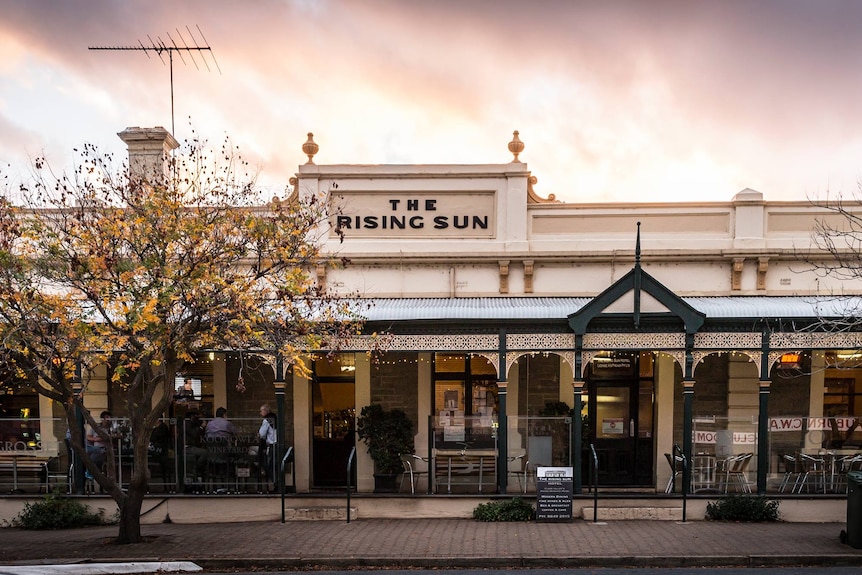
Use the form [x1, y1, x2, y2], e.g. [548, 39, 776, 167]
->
[3, 451, 41, 493]
[433, 448, 497, 494]
[691, 453, 716, 492]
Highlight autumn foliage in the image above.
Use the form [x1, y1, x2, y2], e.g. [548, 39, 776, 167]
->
[0, 133, 364, 542]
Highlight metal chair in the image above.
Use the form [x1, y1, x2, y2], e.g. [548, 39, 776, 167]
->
[779, 453, 806, 494]
[836, 454, 862, 493]
[721, 452, 752, 493]
[797, 453, 827, 494]
[507, 453, 529, 494]
[664, 452, 684, 493]
[44, 439, 75, 494]
[399, 454, 428, 494]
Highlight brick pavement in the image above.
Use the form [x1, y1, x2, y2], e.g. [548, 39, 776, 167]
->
[1, 519, 861, 570]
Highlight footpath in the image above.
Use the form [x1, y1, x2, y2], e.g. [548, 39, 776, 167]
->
[1, 518, 862, 572]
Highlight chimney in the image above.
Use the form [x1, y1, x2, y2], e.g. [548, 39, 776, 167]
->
[117, 126, 179, 181]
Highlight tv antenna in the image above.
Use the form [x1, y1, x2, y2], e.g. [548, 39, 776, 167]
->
[89, 26, 221, 136]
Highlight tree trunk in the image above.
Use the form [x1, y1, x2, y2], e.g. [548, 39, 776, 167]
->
[115, 491, 144, 544]
[114, 444, 150, 544]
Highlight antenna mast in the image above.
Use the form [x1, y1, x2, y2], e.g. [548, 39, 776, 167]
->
[89, 25, 221, 136]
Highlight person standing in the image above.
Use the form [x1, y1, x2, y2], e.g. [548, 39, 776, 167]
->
[258, 404, 277, 492]
[176, 378, 195, 400]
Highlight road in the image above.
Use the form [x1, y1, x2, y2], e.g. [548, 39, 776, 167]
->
[215, 569, 862, 575]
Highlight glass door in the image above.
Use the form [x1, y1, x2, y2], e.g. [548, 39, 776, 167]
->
[586, 351, 655, 487]
[592, 382, 637, 485]
[311, 354, 356, 488]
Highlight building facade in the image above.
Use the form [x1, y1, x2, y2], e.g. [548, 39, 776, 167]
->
[5, 128, 862, 498]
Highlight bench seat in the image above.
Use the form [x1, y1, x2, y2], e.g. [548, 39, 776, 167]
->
[0, 454, 50, 492]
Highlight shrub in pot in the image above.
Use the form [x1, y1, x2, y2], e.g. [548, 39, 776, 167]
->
[356, 403, 415, 492]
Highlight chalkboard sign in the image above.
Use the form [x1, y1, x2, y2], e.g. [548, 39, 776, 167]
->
[535, 466, 573, 522]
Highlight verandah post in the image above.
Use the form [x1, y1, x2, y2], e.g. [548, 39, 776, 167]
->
[497, 328, 508, 493]
[274, 354, 285, 494]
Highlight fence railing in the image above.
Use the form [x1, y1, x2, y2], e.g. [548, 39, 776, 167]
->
[4, 413, 862, 495]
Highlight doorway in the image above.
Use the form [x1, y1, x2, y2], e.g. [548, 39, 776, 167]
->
[311, 354, 356, 488]
[587, 351, 655, 486]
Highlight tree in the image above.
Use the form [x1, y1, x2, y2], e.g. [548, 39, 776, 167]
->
[0, 131, 364, 543]
[802, 194, 862, 330]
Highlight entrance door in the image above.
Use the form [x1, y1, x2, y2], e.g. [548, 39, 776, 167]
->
[591, 381, 638, 485]
[311, 354, 356, 488]
[587, 352, 655, 486]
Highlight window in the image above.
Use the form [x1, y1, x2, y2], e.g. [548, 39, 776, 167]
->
[824, 377, 857, 417]
[433, 353, 497, 416]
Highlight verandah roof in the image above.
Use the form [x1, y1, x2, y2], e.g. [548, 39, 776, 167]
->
[356, 296, 862, 322]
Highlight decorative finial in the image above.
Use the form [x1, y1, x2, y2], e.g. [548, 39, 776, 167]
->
[508, 130, 524, 162]
[635, 221, 641, 265]
[302, 132, 319, 164]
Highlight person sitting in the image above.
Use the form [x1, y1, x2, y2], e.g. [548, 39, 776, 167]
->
[182, 411, 208, 489]
[85, 410, 113, 472]
[204, 407, 238, 491]
[148, 419, 173, 491]
[205, 407, 238, 442]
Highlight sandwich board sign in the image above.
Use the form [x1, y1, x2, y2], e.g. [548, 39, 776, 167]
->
[535, 466, 573, 522]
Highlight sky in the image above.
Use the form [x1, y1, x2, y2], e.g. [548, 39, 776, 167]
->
[2, 0, 862, 204]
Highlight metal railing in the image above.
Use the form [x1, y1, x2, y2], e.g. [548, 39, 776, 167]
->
[589, 443, 598, 523]
[279, 446, 294, 524]
[673, 443, 688, 522]
[346, 446, 356, 524]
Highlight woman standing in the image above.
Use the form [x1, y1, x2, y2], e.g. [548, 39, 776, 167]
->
[258, 404, 277, 492]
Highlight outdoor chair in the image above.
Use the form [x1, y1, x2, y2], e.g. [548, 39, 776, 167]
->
[779, 453, 806, 494]
[399, 453, 429, 494]
[721, 452, 752, 493]
[507, 452, 529, 494]
[836, 454, 862, 493]
[664, 452, 685, 493]
[207, 456, 233, 493]
[42, 438, 74, 494]
[43, 452, 72, 494]
[797, 452, 827, 494]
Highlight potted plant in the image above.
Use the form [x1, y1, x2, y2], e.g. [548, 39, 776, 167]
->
[356, 403, 415, 492]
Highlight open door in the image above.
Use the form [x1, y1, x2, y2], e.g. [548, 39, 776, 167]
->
[311, 354, 356, 488]
[587, 351, 654, 486]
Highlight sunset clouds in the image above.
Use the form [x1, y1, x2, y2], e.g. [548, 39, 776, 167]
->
[2, 0, 861, 202]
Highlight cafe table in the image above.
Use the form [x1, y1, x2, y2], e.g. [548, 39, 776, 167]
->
[3, 451, 42, 494]
[432, 448, 497, 494]
[691, 453, 717, 493]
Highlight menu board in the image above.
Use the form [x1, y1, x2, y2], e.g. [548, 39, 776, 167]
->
[535, 466, 573, 522]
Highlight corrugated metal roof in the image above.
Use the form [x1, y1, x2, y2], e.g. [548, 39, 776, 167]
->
[360, 297, 591, 321]
[685, 296, 862, 318]
[359, 296, 862, 322]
